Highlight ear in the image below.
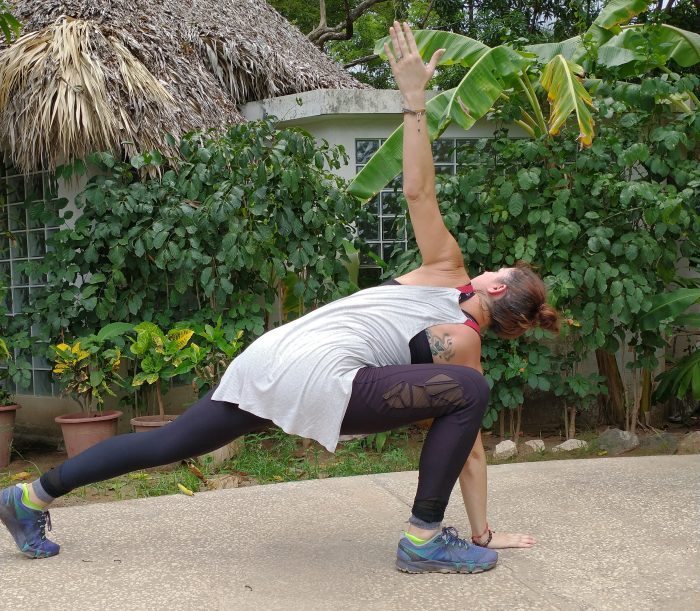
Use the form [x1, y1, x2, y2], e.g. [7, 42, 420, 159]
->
[486, 283, 507, 297]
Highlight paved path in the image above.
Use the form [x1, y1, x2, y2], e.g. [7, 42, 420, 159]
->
[1, 455, 699, 610]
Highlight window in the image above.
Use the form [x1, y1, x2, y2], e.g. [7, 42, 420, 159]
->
[354, 137, 494, 282]
[1, 163, 61, 396]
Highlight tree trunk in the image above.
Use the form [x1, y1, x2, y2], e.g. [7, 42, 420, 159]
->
[318, 0, 327, 28]
[155, 382, 165, 420]
[639, 368, 652, 427]
[499, 409, 505, 438]
[514, 404, 522, 440]
[563, 403, 569, 439]
[629, 365, 641, 435]
[596, 349, 626, 427]
[568, 407, 576, 440]
[509, 408, 514, 439]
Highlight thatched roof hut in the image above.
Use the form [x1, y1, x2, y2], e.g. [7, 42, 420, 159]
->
[0, 0, 365, 173]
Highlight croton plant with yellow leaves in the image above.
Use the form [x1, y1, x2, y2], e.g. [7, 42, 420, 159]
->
[129, 322, 199, 421]
[51, 322, 133, 414]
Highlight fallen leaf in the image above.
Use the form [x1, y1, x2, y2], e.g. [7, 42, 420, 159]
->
[597, 450, 608, 456]
[186, 463, 208, 483]
[207, 475, 240, 490]
[10, 472, 31, 482]
[177, 483, 195, 496]
[128, 472, 150, 480]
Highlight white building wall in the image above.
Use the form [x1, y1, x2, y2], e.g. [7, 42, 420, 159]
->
[243, 89, 523, 181]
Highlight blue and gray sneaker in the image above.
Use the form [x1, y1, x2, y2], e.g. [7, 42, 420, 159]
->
[396, 526, 497, 574]
[0, 485, 59, 558]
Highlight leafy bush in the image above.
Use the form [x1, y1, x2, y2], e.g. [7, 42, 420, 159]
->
[28, 119, 366, 345]
[387, 79, 700, 429]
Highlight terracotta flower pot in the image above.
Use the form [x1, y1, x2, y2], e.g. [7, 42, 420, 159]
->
[55, 410, 123, 459]
[130, 414, 178, 433]
[0, 404, 20, 469]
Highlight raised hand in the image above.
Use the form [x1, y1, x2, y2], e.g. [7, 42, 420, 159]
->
[384, 21, 444, 104]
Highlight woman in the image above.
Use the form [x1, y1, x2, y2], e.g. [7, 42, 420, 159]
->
[0, 23, 559, 573]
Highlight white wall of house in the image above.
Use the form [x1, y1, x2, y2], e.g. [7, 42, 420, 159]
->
[243, 89, 523, 181]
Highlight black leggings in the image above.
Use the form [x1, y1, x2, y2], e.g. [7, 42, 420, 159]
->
[40, 364, 489, 523]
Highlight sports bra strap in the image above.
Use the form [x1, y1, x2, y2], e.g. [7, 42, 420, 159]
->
[456, 283, 480, 334]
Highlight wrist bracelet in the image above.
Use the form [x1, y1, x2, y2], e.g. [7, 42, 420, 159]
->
[402, 107, 426, 118]
[471, 523, 494, 547]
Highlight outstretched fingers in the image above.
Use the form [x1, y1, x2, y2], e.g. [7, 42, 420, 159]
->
[402, 21, 419, 55]
[426, 49, 446, 77]
[384, 42, 396, 66]
[390, 22, 406, 59]
[487, 532, 536, 549]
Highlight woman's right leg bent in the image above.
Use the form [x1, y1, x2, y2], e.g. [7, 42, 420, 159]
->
[38, 389, 270, 500]
[341, 364, 490, 526]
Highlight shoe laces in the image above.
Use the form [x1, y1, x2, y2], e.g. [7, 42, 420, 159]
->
[37, 511, 52, 541]
[441, 526, 469, 548]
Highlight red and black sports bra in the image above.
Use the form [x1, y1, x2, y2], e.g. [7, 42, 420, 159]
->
[382, 279, 480, 364]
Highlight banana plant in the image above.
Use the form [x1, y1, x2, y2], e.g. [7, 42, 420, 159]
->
[348, 0, 699, 201]
[639, 288, 700, 401]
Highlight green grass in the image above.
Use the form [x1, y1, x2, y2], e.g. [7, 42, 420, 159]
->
[228, 428, 421, 483]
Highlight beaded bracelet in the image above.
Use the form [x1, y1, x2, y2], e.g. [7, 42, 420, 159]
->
[471, 524, 494, 547]
[402, 107, 426, 118]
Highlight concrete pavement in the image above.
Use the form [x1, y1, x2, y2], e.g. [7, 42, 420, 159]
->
[1, 455, 698, 611]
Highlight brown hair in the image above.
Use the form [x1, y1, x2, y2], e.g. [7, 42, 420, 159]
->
[487, 261, 560, 339]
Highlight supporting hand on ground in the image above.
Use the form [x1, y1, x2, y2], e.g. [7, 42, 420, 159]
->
[482, 531, 536, 549]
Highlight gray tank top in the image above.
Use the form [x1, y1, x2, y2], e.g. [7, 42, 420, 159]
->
[211, 284, 470, 451]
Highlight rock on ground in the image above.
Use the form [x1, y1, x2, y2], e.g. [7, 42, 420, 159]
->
[198, 439, 244, 467]
[552, 439, 588, 453]
[638, 431, 678, 454]
[520, 439, 545, 455]
[597, 428, 640, 455]
[493, 439, 518, 460]
[677, 431, 700, 455]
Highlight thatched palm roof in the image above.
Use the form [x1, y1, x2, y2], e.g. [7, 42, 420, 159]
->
[0, 0, 365, 173]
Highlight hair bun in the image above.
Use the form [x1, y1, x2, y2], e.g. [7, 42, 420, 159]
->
[536, 303, 560, 333]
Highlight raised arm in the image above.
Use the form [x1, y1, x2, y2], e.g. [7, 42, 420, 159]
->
[385, 23, 463, 270]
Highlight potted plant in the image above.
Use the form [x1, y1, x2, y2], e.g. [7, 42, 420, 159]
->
[129, 322, 197, 432]
[0, 337, 25, 469]
[187, 318, 244, 398]
[179, 318, 246, 465]
[51, 323, 132, 458]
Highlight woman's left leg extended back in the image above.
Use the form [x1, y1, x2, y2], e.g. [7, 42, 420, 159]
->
[341, 364, 490, 524]
[39, 389, 269, 500]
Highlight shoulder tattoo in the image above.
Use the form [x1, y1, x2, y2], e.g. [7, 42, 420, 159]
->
[426, 329, 456, 361]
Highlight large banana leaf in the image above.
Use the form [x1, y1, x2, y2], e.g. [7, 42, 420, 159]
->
[374, 30, 490, 68]
[525, 35, 584, 64]
[653, 349, 700, 401]
[524, 0, 650, 63]
[346, 88, 454, 201]
[600, 24, 700, 69]
[440, 46, 529, 132]
[589, 0, 650, 32]
[347, 46, 528, 201]
[540, 56, 595, 146]
[639, 288, 700, 331]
